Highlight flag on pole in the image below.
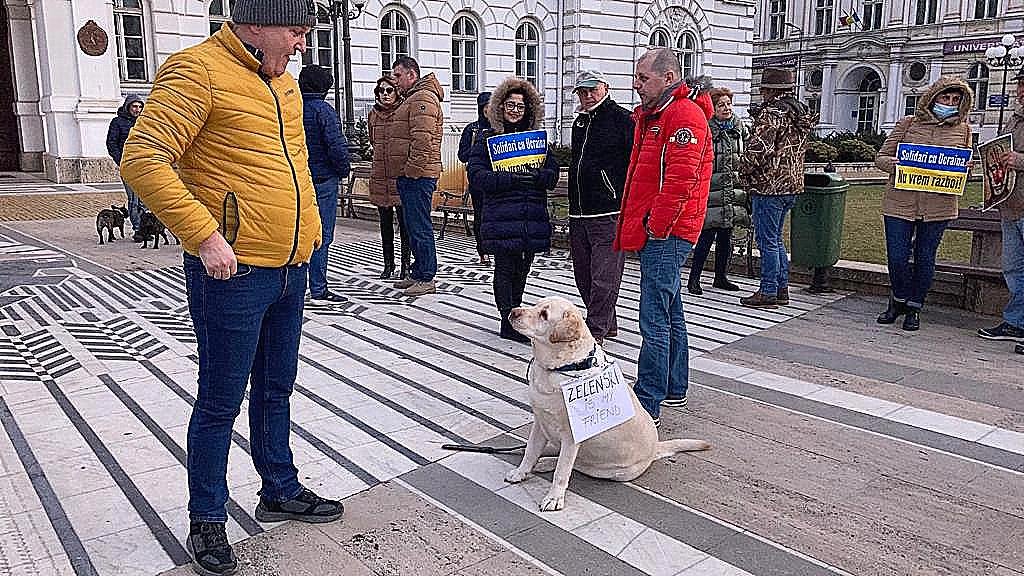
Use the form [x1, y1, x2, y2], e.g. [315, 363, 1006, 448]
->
[838, 11, 861, 28]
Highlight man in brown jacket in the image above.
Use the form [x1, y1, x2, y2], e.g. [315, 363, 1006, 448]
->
[390, 55, 445, 297]
[978, 67, 1024, 347]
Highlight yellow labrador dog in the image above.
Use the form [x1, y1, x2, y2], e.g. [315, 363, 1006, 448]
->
[506, 296, 709, 511]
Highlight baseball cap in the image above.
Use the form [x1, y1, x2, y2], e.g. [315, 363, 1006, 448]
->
[574, 70, 608, 92]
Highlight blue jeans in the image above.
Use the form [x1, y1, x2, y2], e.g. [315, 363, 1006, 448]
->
[397, 177, 438, 282]
[752, 194, 797, 296]
[1002, 217, 1024, 329]
[183, 253, 305, 522]
[883, 216, 949, 310]
[634, 236, 692, 419]
[123, 178, 146, 230]
[309, 178, 339, 297]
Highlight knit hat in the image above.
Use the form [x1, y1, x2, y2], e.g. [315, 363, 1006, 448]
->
[299, 65, 333, 94]
[231, 0, 317, 28]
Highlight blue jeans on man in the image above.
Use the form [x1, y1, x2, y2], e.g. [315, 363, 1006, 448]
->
[1002, 217, 1024, 328]
[397, 177, 438, 282]
[308, 177, 339, 297]
[882, 216, 949, 309]
[183, 253, 306, 522]
[752, 194, 797, 296]
[634, 236, 692, 420]
[123, 178, 146, 231]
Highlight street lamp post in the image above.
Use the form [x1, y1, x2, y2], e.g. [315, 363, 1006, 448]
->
[329, 0, 365, 142]
[985, 33, 1023, 134]
[784, 22, 804, 92]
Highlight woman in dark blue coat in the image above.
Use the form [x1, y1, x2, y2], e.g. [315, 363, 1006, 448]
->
[467, 77, 560, 341]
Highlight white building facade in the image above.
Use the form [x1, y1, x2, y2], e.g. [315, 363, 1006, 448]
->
[1, 0, 755, 183]
[752, 0, 1024, 143]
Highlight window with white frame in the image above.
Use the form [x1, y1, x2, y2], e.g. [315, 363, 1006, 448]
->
[814, 0, 834, 35]
[904, 94, 920, 116]
[807, 94, 821, 118]
[768, 0, 787, 40]
[452, 15, 478, 93]
[676, 33, 698, 78]
[914, 0, 938, 24]
[380, 9, 411, 74]
[648, 29, 670, 47]
[862, 0, 883, 30]
[114, 0, 148, 82]
[975, 0, 998, 18]
[302, 4, 333, 67]
[209, 0, 231, 35]
[967, 62, 989, 111]
[856, 70, 881, 133]
[516, 22, 540, 87]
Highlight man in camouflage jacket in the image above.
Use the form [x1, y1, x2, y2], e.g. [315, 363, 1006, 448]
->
[738, 67, 816, 308]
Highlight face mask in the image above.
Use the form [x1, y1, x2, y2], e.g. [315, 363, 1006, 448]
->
[932, 103, 958, 119]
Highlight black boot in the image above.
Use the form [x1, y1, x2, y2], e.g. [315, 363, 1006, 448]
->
[379, 263, 395, 280]
[687, 277, 703, 295]
[499, 309, 529, 343]
[808, 266, 835, 294]
[902, 308, 920, 331]
[877, 298, 904, 324]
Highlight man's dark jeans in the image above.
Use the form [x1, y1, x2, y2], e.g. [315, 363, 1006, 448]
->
[183, 253, 305, 522]
[883, 216, 949, 309]
[752, 194, 797, 296]
[569, 215, 625, 340]
[397, 177, 438, 282]
[309, 177, 339, 297]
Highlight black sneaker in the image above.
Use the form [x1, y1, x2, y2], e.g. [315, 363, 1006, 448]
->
[187, 522, 237, 576]
[254, 487, 343, 524]
[977, 322, 1024, 342]
[652, 417, 661, 429]
[661, 396, 688, 408]
[310, 290, 345, 303]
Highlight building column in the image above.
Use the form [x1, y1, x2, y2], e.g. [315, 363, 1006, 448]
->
[819, 63, 837, 132]
[5, 0, 44, 171]
[883, 60, 902, 129]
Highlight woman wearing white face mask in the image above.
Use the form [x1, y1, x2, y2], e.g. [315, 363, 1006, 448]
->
[875, 76, 974, 331]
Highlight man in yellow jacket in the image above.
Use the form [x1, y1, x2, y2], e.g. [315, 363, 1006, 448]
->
[120, 1, 341, 574]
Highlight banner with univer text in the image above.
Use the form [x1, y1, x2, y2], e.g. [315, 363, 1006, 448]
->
[894, 143, 972, 196]
[487, 130, 548, 173]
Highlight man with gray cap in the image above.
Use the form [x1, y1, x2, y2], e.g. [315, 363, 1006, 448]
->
[120, 1, 343, 573]
[568, 70, 634, 343]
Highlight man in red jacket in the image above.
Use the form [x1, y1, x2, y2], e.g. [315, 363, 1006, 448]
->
[615, 47, 714, 425]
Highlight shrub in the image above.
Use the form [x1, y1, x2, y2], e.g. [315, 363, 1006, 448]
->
[836, 139, 878, 162]
[349, 117, 372, 160]
[549, 144, 572, 168]
[806, 141, 839, 163]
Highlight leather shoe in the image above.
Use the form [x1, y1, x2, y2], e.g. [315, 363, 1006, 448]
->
[902, 308, 920, 331]
[876, 298, 904, 324]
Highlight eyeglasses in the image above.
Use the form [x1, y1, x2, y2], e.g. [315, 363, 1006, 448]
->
[503, 102, 527, 112]
[375, 87, 395, 95]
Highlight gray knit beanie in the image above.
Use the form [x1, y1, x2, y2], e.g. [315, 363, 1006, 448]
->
[231, 0, 317, 28]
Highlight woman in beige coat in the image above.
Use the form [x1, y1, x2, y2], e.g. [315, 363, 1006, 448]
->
[368, 76, 410, 279]
[874, 76, 973, 331]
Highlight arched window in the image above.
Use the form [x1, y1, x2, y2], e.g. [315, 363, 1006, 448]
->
[452, 16, 478, 92]
[967, 62, 989, 111]
[114, 0, 148, 81]
[676, 32, 698, 78]
[515, 22, 540, 88]
[648, 29, 670, 47]
[302, 4, 334, 67]
[856, 70, 882, 134]
[381, 9, 411, 73]
[209, 0, 231, 35]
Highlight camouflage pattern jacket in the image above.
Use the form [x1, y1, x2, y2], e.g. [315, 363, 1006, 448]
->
[739, 95, 816, 196]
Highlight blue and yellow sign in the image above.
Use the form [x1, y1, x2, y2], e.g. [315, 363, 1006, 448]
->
[894, 143, 973, 196]
[487, 130, 548, 172]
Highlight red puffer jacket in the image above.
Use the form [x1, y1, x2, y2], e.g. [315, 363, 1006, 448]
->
[614, 81, 714, 251]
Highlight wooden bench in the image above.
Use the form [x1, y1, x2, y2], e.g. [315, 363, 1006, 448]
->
[340, 163, 371, 219]
[437, 189, 473, 240]
[937, 207, 1007, 314]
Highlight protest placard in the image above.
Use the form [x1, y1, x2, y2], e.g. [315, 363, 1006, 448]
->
[486, 130, 548, 173]
[979, 134, 1016, 211]
[560, 362, 635, 444]
[894, 143, 973, 196]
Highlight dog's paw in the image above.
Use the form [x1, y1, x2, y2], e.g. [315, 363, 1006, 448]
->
[539, 491, 565, 512]
[504, 468, 531, 484]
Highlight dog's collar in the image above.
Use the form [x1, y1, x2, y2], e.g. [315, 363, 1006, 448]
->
[553, 345, 602, 374]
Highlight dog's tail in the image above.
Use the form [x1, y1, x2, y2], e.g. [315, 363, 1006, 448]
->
[654, 439, 710, 459]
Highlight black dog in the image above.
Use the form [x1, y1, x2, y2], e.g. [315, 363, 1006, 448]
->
[135, 211, 179, 249]
[96, 205, 129, 244]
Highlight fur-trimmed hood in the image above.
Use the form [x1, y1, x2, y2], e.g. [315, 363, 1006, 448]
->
[684, 75, 715, 119]
[916, 75, 974, 125]
[485, 76, 544, 134]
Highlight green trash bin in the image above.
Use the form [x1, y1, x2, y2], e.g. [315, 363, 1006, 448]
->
[790, 172, 849, 268]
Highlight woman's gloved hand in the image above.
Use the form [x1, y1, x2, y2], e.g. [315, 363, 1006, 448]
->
[535, 168, 559, 190]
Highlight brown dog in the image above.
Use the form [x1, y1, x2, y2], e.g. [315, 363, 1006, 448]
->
[506, 296, 709, 511]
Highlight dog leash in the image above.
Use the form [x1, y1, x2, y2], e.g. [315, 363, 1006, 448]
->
[440, 443, 526, 454]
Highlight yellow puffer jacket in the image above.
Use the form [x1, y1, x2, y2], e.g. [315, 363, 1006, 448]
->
[120, 25, 321, 267]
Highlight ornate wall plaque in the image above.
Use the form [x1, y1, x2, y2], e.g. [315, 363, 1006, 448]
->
[77, 20, 108, 57]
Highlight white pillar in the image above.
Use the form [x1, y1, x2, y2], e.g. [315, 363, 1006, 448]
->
[883, 60, 902, 129]
[6, 0, 44, 171]
[819, 63, 837, 132]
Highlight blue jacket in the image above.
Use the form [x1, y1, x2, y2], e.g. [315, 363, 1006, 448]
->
[302, 93, 351, 184]
[106, 94, 144, 165]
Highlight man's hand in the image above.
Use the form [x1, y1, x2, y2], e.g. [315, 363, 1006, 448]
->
[198, 231, 237, 280]
[999, 151, 1024, 170]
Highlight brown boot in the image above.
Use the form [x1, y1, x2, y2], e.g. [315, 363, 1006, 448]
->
[776, 286, 790, 306]
[740, 291, 778, 309]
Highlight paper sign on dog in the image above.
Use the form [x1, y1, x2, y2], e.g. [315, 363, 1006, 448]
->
[560, 362, 635, 444]
[487, 130, 548, 173]
[894, 143, 972, 196]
